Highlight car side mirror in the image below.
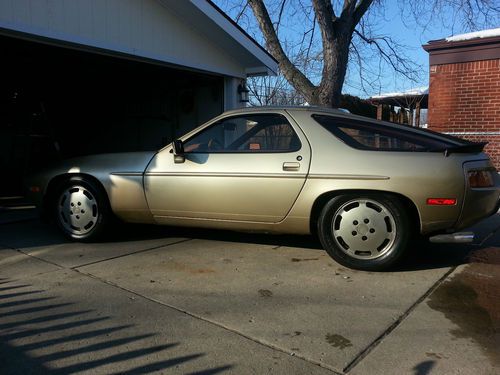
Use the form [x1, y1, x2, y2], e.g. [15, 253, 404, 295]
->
[173, 140, 185, 163]
[173, 139, 184, 154]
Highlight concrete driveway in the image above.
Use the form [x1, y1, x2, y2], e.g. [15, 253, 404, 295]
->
[0, 214, 499, 374]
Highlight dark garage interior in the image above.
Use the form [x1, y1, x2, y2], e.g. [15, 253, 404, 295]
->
[0, 34, 224, 197]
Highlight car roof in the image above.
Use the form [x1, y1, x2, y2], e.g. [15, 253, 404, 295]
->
[223, 105, 346, 116]
[221, 105, 383, 128]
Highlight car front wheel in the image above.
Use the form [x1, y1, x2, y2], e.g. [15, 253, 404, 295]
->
[318, 194, 410, 271]
[54, 177, 110, 241]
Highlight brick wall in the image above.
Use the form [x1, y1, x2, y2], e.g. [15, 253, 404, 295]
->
[427, 59, 500, 169]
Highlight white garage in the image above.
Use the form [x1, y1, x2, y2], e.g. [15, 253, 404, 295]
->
[0, 0, 277, 196]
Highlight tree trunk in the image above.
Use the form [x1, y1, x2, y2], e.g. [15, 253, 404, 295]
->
[248, 0, 369, 109]
[248, 0, 317, 104]
[319, 33, 351, 107]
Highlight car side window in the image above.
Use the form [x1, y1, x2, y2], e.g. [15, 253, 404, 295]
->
[312, 114, 455, 151]
[183, 114, 301, 153]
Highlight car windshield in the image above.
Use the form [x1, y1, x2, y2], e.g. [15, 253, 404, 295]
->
[312, 114, 470, 152]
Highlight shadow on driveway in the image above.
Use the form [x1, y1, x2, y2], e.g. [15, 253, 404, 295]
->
[0, 277, 232, 374]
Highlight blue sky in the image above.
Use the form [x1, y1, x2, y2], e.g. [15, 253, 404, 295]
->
[214, 0, 497, 98]
[357, 1, 452, 97]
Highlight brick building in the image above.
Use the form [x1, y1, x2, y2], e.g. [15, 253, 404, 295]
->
[423, 28, 500, 169]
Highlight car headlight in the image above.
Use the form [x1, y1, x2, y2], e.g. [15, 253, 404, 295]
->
[468, 170, 495, 188]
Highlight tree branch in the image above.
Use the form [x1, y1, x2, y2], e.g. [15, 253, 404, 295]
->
[340, 0, 357, 19]
[353, 28, 419, 82]
[248, 0, 317, 99]
[352, 0, 374, 25]
[312, 0, 336, 41]
[275, 0, 287, 34]
[235, 1, 249, 23]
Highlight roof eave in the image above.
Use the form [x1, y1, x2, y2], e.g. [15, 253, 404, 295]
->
[423, 35, 500, 65]
[192, 0, 278, 76]
[423, 35, 500, 52]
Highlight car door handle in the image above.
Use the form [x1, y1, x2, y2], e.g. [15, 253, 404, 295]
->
[283, 162, 300, 171]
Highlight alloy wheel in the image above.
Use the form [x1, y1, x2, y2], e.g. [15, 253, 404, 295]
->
[58, 185, 99, 235]
[332, 198, 397, 260]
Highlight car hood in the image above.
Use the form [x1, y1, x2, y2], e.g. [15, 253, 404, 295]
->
[47, 151, 157, 175]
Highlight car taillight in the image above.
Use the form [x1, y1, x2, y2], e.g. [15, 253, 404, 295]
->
[468, 170, 494, 188]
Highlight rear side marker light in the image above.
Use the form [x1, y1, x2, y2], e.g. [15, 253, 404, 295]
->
[468, 170, 494, 188]
[29, 186, 41, 193]
[427, 198, 457, 206]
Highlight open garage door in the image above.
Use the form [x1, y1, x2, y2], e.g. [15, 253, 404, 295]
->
[0, 35, 224, 197]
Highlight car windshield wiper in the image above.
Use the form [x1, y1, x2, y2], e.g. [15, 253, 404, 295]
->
[431, 142, 488, 156]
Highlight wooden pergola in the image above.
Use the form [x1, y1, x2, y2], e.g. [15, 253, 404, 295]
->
[369, 88, 428, 127]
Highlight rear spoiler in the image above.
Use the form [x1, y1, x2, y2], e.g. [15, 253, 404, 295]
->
[437, 142, 488, 156]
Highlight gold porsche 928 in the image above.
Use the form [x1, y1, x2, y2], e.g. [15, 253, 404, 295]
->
[28, 107, 500, 271]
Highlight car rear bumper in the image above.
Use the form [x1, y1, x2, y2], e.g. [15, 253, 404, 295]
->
[454, 164, 500, 230]
[457, 188, 499, 229]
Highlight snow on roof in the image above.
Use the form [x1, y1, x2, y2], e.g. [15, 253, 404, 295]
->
[370, 86, 428, 100]
[445, 28, 500, 42]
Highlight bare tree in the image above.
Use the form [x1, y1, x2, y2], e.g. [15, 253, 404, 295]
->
[215, 0, 499, 107]
[247, 75, 307, 106]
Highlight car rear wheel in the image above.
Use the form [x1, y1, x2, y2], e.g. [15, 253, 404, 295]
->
[54, 177, 110, 241]
[317, 194, 410, 271]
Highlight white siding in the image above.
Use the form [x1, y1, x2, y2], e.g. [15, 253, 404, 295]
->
[224, 77, 244, 110]
[0, 0, 246, 77]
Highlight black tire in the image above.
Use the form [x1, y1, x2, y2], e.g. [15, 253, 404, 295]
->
[53, 176, 111, 241]
[317, 193, 410, 271]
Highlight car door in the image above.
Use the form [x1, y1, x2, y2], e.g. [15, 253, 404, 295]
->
[144, 111, 311, 223]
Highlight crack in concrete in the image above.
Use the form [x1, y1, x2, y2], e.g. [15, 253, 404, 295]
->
[14, 248, 63, 268]
[3, 238, 193, 270]
[74, 269, 343, 374]
[71, 239, 193, 269]
[343, 266, 458, 374]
